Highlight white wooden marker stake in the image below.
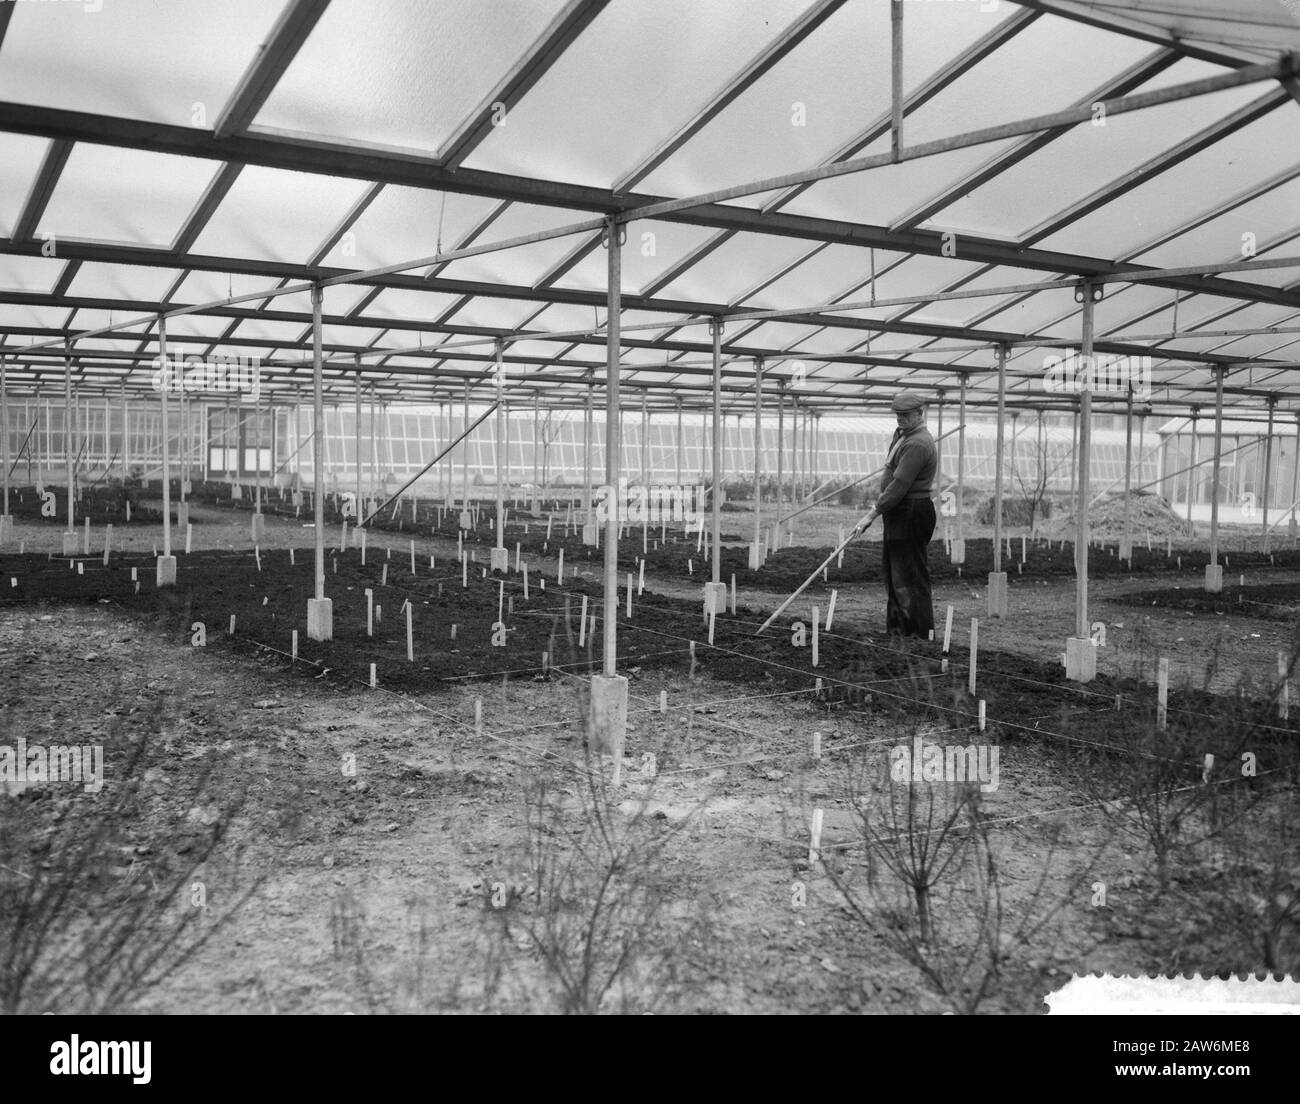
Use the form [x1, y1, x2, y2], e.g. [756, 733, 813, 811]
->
[255, 545, 262, 572]
[1021, 535, 1026, 563]
[978, 700, 986, 732]
[376, 604, 382, 623]
[943, 605, 954, 654]
[730, 573, 736, 614]
[639, 559, 646, 594]
[1157, 658, 1169, 730]
[515, 542, 521, 571]
[968, 618, 979, 696]
[381, 563, 388, 586]
[229, 614, 236, 635]
[474, 697, 483, 738]
[461, 553, 467, 588]
[579, 595, 588, 646]
[369, 663, 376, 689]
[497, 580, 504, 624]
[291, 630, 298, 662]
[290, 547, 296, 565]
[557, 548, 564, 583]
[523, 564, 529, 600]
[410, 540, 415, 574]
[83, 517, 89, 554]
[659, 690, 667, 714]
[77, 562, 83, 575]
[811, 606, 820, 667]
[687, 558, 693, 575]
[1279, 652, 1290, 721]
[360, 529, 367, 564]
[626, 573, 633, 618]
[406, 603, 413, 661]
[366, 589, 374, 636]
[103, 525, 112, 566]
[707, 608, 716, 645]
[185, 523, 192, 554]
[812, 731, 822, 760]
[808, 809, 824, 864]
[825, 589, 838, 630]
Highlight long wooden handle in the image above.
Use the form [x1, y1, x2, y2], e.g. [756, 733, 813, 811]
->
[754, 513, 875, 636]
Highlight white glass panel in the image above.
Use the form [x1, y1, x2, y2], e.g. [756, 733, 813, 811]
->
[191, 166, 371, 264]
[67, 262, 182, 303]
[0, 256, 62, 294]
[254, 0, 570, 153]
[41, 145, 217, 248]
[653, 232, 812, 304]
[363, 289, 467, 325]
[555, 221, 721, 296]
[318, 187, 505, 271]
[0, 0, 284, 127]
[465, 0, 809, 188]
[433, 203, 597, 287]
[440, 297, 537, 329]
[0, 134, 51, 238]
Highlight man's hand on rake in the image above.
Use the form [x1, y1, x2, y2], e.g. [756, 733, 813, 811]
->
[850, 510, 878, 540]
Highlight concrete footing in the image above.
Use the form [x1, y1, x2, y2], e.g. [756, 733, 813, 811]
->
[490, 547, 510, 573]
[1118, 538, 1132, 561]
[251, 513, 265, 542]
[582, 522, 598, 546]
[747, 543, 761, 570]
[703, 581, 727, 622]
[1063, 636, 1097, 683]
[292, 491, 303, 508]
[176, 501, 189, 528]
[987, 571, 1008, 619]
[1204, 563, 1223, 593]
[156, 554, 177, 588]
[307, 597, 334, 641]
[950, 538, 966, 565]
[61, 531, 78, 557]
[458, 510, 472, 530]
[589, 673, 628, 761]
[181, 481, 192, 496]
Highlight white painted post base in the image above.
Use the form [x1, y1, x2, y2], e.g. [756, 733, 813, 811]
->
[459, 510, 472, 530]
[490, 547, 510, 573]
[307, 597, 334, 641]
[582, 522, 598, 546]
[1063, 636, 1097, 683]
[1204, 563, 1224, 593]
[1118, 538, 1132, 561]
[950, 538, 966, 565]
[176, 501, 189, 529]
[589, 673, 629, 765]
[987, 571, 1008, 619]
[61, 531, 78, 557]
[251, 513, 265, 542]
[292, 491, 303, 508]
[703, 581, 727, 622]
[156, 554, 177, 588]
[747, 543, 761, 570]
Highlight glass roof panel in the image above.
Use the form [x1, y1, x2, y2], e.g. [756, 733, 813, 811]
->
[647, 232, 812, 304]
[365, 289, 471, 325]
[1037, 101, 1300, 259]
[67, 262, 182, 303]
[40, 144, 217, 248]
[0, 0, 284, 128]
[464, 0, 809, 188]
[747, 245, 906, 312]
[433, 203, 598, 287]
[173, 271, 288, 307]
[318, 188, 505, 272]
[639, 1, 895, 204]
[229, 318, 307, 343]
[274, 284, 371, 318]
[191, 166, 371, 264]
[0, 255, 62, 294]
[439, 296, 538, 330]
[159, 314, 233, 339]
[555, 221, 722, 296]
[0, 134, 50, 238]
[0, 304, 76, 330]
[935, 58, 1265, 243]
[891, 264, 1042, 328]
[253, 0, 571, 154]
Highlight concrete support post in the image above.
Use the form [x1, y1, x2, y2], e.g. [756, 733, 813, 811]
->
[750, 358, 764, 569]
[156, 322, 176, 586]
[1187, 410, 1200, 536]
[704, 317, 726, 620]
[491, 340, 509, 573]
[1261, 398, 1275, 548]
[1065, 284, 1099, 683]
[1206, 367, 1226, 593]
[582, 381, 596, 545]
[307, 284, 332, 640]
[63, 350, 78, 557]
[952, 376, 967, 564]
[593, 217, 628, 785]
[1119, 386, 1134, 561]
[988, 345, 1008, 618]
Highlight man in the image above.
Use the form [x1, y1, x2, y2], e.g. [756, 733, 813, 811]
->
[853, 393, 938, 638]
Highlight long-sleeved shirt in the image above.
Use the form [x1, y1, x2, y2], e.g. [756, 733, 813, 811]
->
[876, 424, 937, 514]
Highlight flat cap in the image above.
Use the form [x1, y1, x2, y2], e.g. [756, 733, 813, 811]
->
[890, 392, 926, 413]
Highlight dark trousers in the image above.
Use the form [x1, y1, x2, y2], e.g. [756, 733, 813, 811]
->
[881, 498, 936, 638]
